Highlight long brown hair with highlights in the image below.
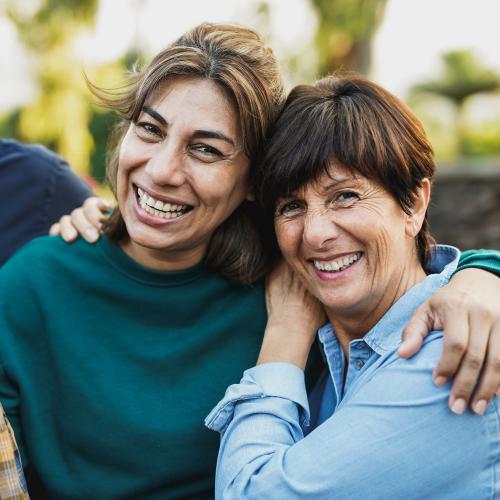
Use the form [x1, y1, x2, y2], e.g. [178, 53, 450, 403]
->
[90, 23, 285, 284]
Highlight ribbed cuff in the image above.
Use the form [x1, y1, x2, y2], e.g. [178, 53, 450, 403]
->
[453, 249, 500, 277]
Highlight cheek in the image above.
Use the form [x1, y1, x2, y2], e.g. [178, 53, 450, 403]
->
[116, 143, 136, 189]
[118, 127, 135, 165]
[192, 164, 249, 209]
[357, 211, 409, 273]
[275, 220, 303, 258]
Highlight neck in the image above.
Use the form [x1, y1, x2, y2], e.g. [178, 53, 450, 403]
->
[328, 260, 427, 357]
[120, 238, 206, 272]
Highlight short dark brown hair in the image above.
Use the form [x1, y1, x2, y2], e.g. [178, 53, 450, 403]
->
[255, 73, 436, 266]
[91, 22, 285, 284]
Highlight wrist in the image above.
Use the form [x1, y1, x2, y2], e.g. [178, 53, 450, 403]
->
[257, 323, 315, 370]
[451, 267, 498, 286]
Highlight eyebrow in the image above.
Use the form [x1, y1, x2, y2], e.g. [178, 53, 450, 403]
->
[141, 106, 235, 147]
[192, 130, 235, 146]
[142, 106, 167, 125]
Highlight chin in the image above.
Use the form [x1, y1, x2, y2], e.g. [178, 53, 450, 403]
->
[319, 289, 363, 313]
[126, 225, 169, 250]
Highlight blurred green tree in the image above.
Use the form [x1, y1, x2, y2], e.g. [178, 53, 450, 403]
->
[311, 0, 387, 75]
[412, 50, 500, 156]
[0, 0, 128, 184]
[413, 50, 499, 106]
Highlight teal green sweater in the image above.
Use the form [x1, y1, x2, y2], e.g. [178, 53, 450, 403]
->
[0, 238, 498, 498]
[0, 236, 267, 499]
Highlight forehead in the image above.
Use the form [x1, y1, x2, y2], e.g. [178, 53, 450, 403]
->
[292, 163, 363, 197]
[145, 76, 240, 138]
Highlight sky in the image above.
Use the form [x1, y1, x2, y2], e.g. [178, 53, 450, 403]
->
[1, 0, 499, 110]
[372, 0, 500, 96]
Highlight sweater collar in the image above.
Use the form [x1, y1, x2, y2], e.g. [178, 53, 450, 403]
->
[98, 235, 207, 286]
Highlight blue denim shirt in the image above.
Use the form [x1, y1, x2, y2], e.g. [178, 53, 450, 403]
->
[206, 246, 500, 499]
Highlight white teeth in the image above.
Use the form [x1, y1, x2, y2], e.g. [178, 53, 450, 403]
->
[136, 187, 190, 217]
[141, 202, 184, 219]
[313, 252, 362, 273]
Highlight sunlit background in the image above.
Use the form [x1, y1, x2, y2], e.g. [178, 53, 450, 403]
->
[1, 0, 500, 250]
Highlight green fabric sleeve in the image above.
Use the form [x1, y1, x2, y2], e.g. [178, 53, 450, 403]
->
[454, 249, 500, 277]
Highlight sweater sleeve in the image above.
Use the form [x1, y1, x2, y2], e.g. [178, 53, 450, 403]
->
[0, 244, 46, 467]
[455, 249, 500, 276]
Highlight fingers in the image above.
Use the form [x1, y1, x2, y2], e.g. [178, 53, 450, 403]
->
[74, 197, 113, 243]
[59, 215, 78, 242]
[71, 207, 100, 243]
[432, 308, 468, 391]
[470, 323, 500, 415]
[447, 311, 490, 414]
[82, 197, 113, 229]
[398, 302, 435, 358]
[49, 222, 61, 236]
[49, 197, 113, 243]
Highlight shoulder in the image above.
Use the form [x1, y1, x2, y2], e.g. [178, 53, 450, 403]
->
[0, 236, 98, 284]
[0, 139, 91, 201]
[351, 332, 445, 404]
[377, 331, 443, 376]
[0, 140, 65, 180]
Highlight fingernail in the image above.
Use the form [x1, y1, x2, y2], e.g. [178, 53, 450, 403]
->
[85, 229, 98, 241]
[450, 398, 466, 415]
[433, 375, 448, 387]
[473, 400, 488, 416]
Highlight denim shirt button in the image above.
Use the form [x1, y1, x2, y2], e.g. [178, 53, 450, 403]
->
[355, 359, 365, 370]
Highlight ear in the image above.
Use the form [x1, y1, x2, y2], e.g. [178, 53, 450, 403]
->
[405, 178, 431, 238]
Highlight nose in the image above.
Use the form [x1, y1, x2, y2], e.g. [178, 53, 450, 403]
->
[302, 209, 340, 251]
[144, 141, 186, 187]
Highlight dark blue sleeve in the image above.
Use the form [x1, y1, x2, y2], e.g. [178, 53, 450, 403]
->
[0, 140, 93, 265]
[44, 154, 94, 226]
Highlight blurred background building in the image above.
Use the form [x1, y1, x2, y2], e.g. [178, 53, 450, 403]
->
[1, 0, 499, 249]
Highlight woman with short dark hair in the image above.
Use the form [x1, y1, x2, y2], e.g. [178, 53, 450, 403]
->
[207, 74, 500, 499]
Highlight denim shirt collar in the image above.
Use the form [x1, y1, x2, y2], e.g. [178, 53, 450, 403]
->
[318, 245, 461, 356]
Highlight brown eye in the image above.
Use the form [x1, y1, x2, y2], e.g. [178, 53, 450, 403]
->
[277, 200, 301, 216]
[336, 191, 359, 203]
[192, 144, 223, 157]
[135, 122, 162, 139]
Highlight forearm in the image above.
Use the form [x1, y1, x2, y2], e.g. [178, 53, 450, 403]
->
[257, 324, 314, 370]
[207, 363, 310, 499]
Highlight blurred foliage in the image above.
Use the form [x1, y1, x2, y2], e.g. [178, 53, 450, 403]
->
[413, 50, 500, 106]
[463, 123, 500, 156]
[0, 0, 122, 182]
[311, 0, 387, 75]
[407, 93, 460, 161]
[1, 0, 499, 182]
[411, 50, 500, 157]
[4, 0, 97, 48]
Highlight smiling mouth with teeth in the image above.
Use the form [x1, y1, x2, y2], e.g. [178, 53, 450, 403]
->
[135, 186, 192, 220]
[313, 252, 363, 273]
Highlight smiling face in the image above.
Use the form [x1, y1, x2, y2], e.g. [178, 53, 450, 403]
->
[116, 76, 250, 270]
[274, 164, 428, 335]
